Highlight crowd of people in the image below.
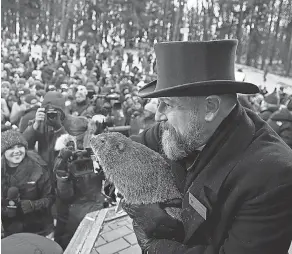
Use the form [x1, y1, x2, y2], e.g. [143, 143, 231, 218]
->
[1, 36, 292, 252]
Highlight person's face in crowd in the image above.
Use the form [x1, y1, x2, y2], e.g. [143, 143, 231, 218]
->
[108, 79, 115, 87]
[2, 86, 10, 97]
[67, 88, 74, 97]
[29, 85, 37, 96]
[123, 88, 130, 95]
[126, 97, 133, 105]
[19, 94, 26, 104]
[1, 70, 7, 79]
[132, 96, 139, 103]
[75, 91, 86, 103]
[5, 145, 26, 167]
[157, 97, 208, 161]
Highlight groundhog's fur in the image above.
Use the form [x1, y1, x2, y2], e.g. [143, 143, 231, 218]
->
[90, 132, 182, 221]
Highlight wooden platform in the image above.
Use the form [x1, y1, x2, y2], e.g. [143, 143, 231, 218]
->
[64, 207, 141, 254]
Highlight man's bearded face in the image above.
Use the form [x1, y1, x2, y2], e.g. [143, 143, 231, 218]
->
[161, 107, 204, 161]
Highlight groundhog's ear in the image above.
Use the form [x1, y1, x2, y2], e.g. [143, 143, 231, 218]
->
[116, 142, 124, 152]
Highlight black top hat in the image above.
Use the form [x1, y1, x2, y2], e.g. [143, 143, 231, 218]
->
[138, 40, 259, 98]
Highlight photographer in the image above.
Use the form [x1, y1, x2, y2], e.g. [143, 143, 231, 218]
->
[1, 130, 54, 237]
[53, 132, 106, 250]
[22, 91, 88, 181]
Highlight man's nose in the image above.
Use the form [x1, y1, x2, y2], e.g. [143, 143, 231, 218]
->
[155, 102, 167, 122]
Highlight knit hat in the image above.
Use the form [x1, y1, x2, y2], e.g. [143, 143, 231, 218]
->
[1, 130, 28, 154]
[36, 89, 46, 98]
[1, 233, 63, 254]
[264, 91, 279, 105]
[86, 82, 96, 91]
[42, 91, 66, 113]
[24, 94, 38, 105]
[63, 115, 88, 136]
[17, 78, 26, 86]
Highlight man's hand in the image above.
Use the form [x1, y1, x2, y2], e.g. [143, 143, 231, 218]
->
[132, 220, 158, 252]
[47, 111, 63, 130]
[33, 107, 46, 130]
[122, 199, 183, 240]
[20, 200, 35, 214]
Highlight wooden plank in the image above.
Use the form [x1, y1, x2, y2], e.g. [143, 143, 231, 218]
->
[79, 208, 108, 254]
[64, 210, 102, 254]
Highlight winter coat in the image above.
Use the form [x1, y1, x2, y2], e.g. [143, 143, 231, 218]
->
[267, 107, 292, 148]
[22, 114, 88, 175]
[259, 105, 279, 121]
[130, 104, 292, 254]
[53, 135, 106, 249]
[1, 151, 54, 236]
[70, 99, 95, 118]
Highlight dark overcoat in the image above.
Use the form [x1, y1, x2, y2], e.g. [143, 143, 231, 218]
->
[131, 104, 292, 254]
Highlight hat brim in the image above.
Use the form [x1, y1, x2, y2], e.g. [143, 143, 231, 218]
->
[138, 80, 259, 98]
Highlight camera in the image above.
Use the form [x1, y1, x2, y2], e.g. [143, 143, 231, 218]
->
[46, 108, 58, 119]
[68, 148, 96, 177]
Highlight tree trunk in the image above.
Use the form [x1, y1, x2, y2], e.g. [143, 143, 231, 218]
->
[285, 21, 292, 76]
[236, 1, 245, 63]
[172, 0, 184, 41]
[162, 0, 170, 41]
[202, 4, 208, 40]
[60, 0, 68, 42]
[260, 0, 277, 70]
[269, 0, 284, 64]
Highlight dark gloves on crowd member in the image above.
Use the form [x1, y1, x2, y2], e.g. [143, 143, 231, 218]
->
[122, 199, 183, 242]
[20, 200, 35, 214]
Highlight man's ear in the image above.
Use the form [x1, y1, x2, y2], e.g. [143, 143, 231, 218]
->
[205, 95, 221, 122]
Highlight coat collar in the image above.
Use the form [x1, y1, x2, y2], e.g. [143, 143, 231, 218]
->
[182, 105, 256, 243]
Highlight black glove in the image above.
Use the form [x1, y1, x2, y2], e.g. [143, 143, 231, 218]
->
[132, 220, 159, 252]
[59, 148, 73, 160]
[20, 200, 35, 214]
[122, 199, 183, 241]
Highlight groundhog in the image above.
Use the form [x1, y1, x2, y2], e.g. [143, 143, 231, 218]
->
[90, 132, 182, 221]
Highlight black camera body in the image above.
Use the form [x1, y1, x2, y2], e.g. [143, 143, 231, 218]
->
[68, 148, 95, 177]
[46, 108, 58, 119]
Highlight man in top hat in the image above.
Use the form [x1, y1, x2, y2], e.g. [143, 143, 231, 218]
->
[122, 40, 292, 254]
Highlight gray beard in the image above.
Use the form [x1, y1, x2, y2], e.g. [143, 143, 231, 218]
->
[161, 115, 203, 161]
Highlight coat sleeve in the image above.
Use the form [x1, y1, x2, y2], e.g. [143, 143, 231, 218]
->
[32, 169, 55, 211]
[147, 183, 292, 254]
[22, 124, 39, 150]
[9, 103, 25, 124]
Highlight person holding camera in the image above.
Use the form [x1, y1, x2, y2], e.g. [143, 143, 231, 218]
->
[22, 91, 88, 182]
[52, 133, 106, 250]
[1, 130, 54, 238]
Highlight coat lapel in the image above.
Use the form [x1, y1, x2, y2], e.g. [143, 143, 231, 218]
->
[182, 106, 256, 243]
